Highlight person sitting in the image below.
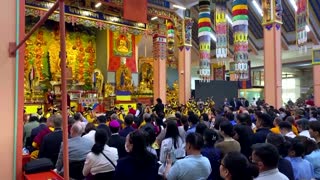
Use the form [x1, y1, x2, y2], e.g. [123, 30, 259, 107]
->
[24, 115, 39, 148]
[219, 152, 259, 180]
[251, 143, 289, 180]
[107, 120, 127, 159]
[55, 123, 94, 177]
[83, 129, 118, 179]
[114, 130, 158, 180]
[82, 123, 96, 144]
[164, 133, 211, 180]
[38, 115, 63, 165]
[30, 117, 47, 150]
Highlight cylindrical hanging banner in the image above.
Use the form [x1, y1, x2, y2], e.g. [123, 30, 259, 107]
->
[215, 0, 228, 59]
[198, 0, 211, 81]
[166, 21, 175, 67]
[232, 0, 249, 80]
[296, 0, 309, 47]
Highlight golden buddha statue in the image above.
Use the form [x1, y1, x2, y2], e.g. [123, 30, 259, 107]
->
[92, 69, 104, 95]
[117, 37, 129, 53]
[105, 82, 115, 97]
[116, 63, 133, 92]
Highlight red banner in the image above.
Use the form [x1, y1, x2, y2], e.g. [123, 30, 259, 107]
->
[123, 0, 147, 23]
[108, 31, 137, 72]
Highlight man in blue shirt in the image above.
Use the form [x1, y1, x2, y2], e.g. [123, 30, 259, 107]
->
[187, 114, 199, 134]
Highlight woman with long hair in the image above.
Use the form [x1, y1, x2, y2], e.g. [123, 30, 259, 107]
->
[114, 130, 158, 180]
[220, 152, 259, 180]
[158, 120, 185, 176]
[83, 128, 118, 179]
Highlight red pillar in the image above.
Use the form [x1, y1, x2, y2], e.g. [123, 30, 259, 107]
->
[178, 46, 191, 104]
[153, 34, 167, 104]
[314, 65, 320, 106]
[263, 23, 282, 108]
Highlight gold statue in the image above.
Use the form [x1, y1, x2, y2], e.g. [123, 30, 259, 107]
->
[104, 82, 115, 97]
[139, 62, 153, 91]
[92, 69, 104, 95]
[117, 36, 129, 53]
[116, 63, 133, 92]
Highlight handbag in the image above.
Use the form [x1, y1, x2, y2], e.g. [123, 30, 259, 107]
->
[24, 158, 54, 174]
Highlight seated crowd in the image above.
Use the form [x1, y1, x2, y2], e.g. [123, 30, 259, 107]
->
[23, 97, 320, 180]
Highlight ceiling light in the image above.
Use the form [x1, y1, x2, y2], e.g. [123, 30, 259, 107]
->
[252, 0, 263, 16]
[172, 4, 186, 10]
[95, 2, 102, 8]
[151, 16, 158, 20]
[226, 14, 233, 25]
[289, 0, 298, 12]
[305, 25, 310, 32]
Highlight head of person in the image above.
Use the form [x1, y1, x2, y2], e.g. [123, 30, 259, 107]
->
[219, 120, 235, 138]
[84, 123, 96, 134]
[110, 113, 118, 121]
[125, 130, 147, 156]
[278, 121, 292, 135]
[185, 133, 204, 155]
[220, 152, 259, 180]
[256, 113, 273, 129]
[124, 114, 134, 126]
[236, 113, 252, 126]
[91, 128, 109, 155]
[97, 115, 107, 124]
[143, 126, 156, 147]
[29, 115, 39, 122]
[214, 117, 227, 130]
[143, 113, 152, 123]
[273, 117, 282, 127]
[251, 143, 280, 172]
[70, 123, 83, 138]
[295, 136, 318, 155]
[225, 112, 235, 121]
[165, 120, 180, 146]
[296, 119, 309, 133]
[266, 133, 289, 157]
[309, 121, 320, 140]
[203, 128, 219, 147]
[188, 114, 199, 126]
[156, 98, 162, 104]
[201, 113, 209, 122]
[196, 123, 208, 136]
[52, 115, 62, 129]
[109, 120, 120, 134]
[73, 112, 82, 121]
[287, 138, 305, 157]
[39, 117, 47, 124]
[285, 116, 295, 125]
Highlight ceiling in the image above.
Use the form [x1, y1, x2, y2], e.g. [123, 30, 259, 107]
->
[169, 0, 320, 68]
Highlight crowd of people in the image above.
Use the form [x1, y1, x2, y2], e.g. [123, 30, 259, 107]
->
[22, 97, 320, 180]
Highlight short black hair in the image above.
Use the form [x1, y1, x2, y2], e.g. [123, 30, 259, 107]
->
[186, 133, 204, 150]
[188, 114, 199, 125]
[74, 113, 81, 121]
[97, 115, 107, 123]
[257, 113, 273, 128]
[288, 139, 305, 157]
[124, 114, 134, 125]
[236, 113, 251, 124]
[309, 121, 320, 133]
[195, 123, 208, 136]
[39, 117, 47, 123]
[219, 120, 234, 137]
[252, 143, 279, 169]
[278, 121, 292, 131]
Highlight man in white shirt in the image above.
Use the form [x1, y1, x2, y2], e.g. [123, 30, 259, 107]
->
[252, 143, 288, 180]
[296, 119, 315, 140]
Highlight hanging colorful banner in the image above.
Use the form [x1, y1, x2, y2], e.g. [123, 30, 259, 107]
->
[167, 21, 175, 67]
[153, 34, 167, 61]
[232, 0, 249, 81]
[198, 0, 212, 81]
[296, 0, 309, 47]
[108, 31, 137, 72]
[215, 0, 228, 59]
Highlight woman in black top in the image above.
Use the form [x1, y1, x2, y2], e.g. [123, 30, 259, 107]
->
[114, 130, 158, 180]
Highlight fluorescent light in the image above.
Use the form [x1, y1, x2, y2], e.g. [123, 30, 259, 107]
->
[226, 14, 233, 25]
[210, 33, 217, 42]
[151, 16, 158, 20]
[95, 2, 102, 8]
[305, 25, 310, 32]
[172, 4, 186, 10]
[252, 0, 263, 16]
[289, 0, 298, 12]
